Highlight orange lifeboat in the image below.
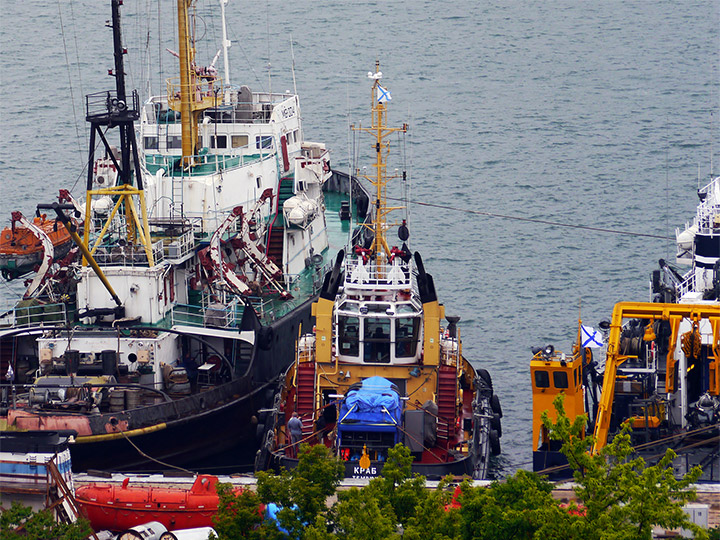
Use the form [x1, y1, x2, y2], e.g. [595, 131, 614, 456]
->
[0, 212, 72, 280]
[75, 474, 243, 532]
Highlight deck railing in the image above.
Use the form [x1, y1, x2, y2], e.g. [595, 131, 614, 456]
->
[144, 152, 268, 177]
[164, 230, 195, 260]
[170, 296, 244, 329]
[92, 239, 165, 267]
[12, 302, 68, 327]
[343, 258, 415, 291]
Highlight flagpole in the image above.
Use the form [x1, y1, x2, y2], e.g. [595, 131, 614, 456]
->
[574, 297, 582, 355]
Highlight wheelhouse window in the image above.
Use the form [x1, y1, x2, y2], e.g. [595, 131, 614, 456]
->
[256, 135, 273, 149]
[534, 370, 550, 388]
[363, 317, 391, 363]
[395, 317, 419, 358]
[167, 136, 182, 149]
[553, 371, 568, 389]
[338, 316, 359, 357]
[144, 136, 158, 150]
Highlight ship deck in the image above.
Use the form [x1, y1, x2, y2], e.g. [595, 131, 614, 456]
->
[0, 189, 360, 332]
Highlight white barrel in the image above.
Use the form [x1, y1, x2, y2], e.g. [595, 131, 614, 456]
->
[158, 528, 217, 540]
[118, 521, 167, 540]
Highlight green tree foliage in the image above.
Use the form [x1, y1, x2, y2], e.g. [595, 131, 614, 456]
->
[211, 483, 280, 540]
[0, 500, 92, 540]
[540, 394, 708, 540]
[212, 403, 711, 539]
[401, 482, 460, 540]
[256, 443, 344, 538]
[327, 487, 397, 540]
[454, 470, 573, 540]
[361, 444, 428, 526]
[324, 444, 424, 539]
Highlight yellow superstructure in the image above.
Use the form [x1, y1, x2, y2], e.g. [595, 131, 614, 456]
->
[531, 301, 720, 460]
[530, 346, 584, 452]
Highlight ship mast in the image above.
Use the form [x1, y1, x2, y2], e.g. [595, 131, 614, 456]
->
[354, 61, 407, 264]
[81, 0, 154, 268]
[172, 0, 223, 168]
[176, 0, 197, 164]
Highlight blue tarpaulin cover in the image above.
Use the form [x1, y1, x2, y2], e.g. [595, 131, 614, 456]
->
[338, 376, 402, 429]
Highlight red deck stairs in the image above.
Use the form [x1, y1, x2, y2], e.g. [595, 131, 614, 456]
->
[436, 366, 458, 442]
[295, 362, 317, 437]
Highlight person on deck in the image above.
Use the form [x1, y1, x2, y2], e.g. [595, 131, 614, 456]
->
[287, 412, 303, 458]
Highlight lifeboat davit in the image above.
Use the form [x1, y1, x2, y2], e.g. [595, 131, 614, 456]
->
[0, 213, 72, 280]
[76, 474, 242, 532]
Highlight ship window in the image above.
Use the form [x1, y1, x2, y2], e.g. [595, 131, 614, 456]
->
[534, 370, 550, 388]
[396, 303, 418, 314]
[256, 135, 273, 149]
[395, 317, 419, 358]
[232, 135, 248, 148]
[211, 135, 227, 149]
[573, 368, 578, 387]
[553, 371, 569, 389]
[363, 317, 391, 363]
[338, 301, 360, 314]
[338, 316, 359, 357]
[167, 136, 182, 149]
[144, 136, 158, 150]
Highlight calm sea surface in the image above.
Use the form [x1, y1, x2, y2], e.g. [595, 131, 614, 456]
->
[1, 0, 718, 475]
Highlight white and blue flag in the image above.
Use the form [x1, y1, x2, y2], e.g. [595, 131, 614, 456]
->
[581, 325, 604, 348]
[376, 85, 392, 103]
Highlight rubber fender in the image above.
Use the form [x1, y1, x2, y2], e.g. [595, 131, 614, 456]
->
[491, 413, 502, 438]
[258, 326, 275, 350]
[355, 195, 369, 218]
[477, 368, 493, 390]
[320, 250, 344, 300]
[490, 394, 502, 418]
[490, 429, 501, 456]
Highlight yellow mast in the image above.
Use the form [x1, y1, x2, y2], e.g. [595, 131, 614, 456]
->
[170, 0, 223, 168]
[177, 0, 197, 164]
[353, 61, 407, 265]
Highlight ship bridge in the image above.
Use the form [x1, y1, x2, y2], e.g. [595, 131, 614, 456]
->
[140, 88, 302, 177]
[335, 256, 423, 365]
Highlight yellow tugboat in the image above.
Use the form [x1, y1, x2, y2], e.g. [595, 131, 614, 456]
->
[255, 64, 502, 480]
[531, 172, 720, 480]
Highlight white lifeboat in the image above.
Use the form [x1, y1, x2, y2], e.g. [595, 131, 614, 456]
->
[284, 195, 318, 227]
[676, 222, 697, 265]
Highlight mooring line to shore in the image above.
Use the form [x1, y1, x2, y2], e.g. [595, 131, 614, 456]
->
[389, 196, 670, 240]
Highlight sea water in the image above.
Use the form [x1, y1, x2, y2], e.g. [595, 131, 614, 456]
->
[0, 0, 718, 475]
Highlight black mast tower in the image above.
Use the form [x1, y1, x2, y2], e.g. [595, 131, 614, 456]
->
[85, 0, 142, 191]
